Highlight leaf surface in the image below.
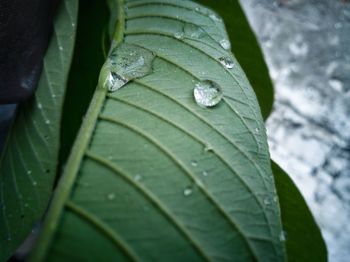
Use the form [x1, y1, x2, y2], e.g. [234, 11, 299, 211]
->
[33, 0, 285, 261]
[0, 1, 78, 261]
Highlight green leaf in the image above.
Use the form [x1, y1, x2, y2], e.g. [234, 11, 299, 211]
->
[32, 0, 285, 261]
[0, 1, 78, 261]
[196, 0, 274, 120]
[59, 0, 110, 170]
[272, 161, 327, 262]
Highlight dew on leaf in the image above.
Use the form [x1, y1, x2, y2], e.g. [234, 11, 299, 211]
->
[193, 80, 223, 107]
[98, 43, 155, 92]
[219, 39, 231, 50]
[183, 186, 193, 196]
[279, 230, 288, 242]
[184, 23, 205, 39]
[219, 57, 234, 69]
[174, 31, 184, 39]
[107, 193, 115, 200]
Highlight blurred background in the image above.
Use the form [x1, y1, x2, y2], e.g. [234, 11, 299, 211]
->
[241, 0, 350, 261]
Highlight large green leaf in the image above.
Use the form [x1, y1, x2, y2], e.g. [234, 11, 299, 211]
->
[32, 0, 285, 261]
[196, 0, 274, 120]
[272, 162, 327, 261]
[0, 1, 78, 261]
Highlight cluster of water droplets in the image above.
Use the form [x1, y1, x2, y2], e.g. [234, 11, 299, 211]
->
[99, 43, 155, 92]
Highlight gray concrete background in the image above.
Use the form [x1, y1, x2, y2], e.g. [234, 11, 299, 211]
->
[241, 0, 350, 261]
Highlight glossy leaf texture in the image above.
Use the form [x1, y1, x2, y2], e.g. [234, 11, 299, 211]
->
[272, 162, 327, 261]
[196, 0, 274, 120]
[0, 0, 78, 261]
[32, 0, 286, 261]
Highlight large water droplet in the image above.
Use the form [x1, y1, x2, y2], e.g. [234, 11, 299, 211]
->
[183, 186, 193, 196]
[219, 39, 231, 50]
[193, 80, 223, 107]
[99, 43, 155, 92]
[184, 23, 205, 39]
[219, 57, 234, 69]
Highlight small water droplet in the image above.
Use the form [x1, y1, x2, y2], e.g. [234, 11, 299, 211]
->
[273, 196, 278, 203]
[32, 181, 37, 186]
[195, 7, 200, 12]
[255, 128, 259, 133]
[264, 196, 271, 206]
[27, 170, 32, 175]
[202, 170, 208, 176]
[183, 23, 205, 39]
[107, 193, 115, 200]
[45, 119, 50, 125]
[99, 43, 155, 92]
[191, 160, 198, 167]
[219, 39, 231, 50]
[193, 80, 223, 107]
[24, 203, 29, 208]
[174, 31, 184, 39]
[183, 186, 193, 196]
[219, 57, 234, 69]
[279, 230, 287, 242]
[72, 22, 75, 27]
[134, 174, 142, 181]
[37, 103, 42, 109]
[209, 13, 221, 22]
[204, 144, 213, 152]
[59, 46, 63, 51]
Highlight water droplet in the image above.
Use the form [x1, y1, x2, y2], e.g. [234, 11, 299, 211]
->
[45, 119, 50, 125]
[263, 196, 271, 206]
[193, 80, 223, 107]
[174, 31, 184, 39]
[59, 46, 63, 51]
[99, 43, 155, 92]
[219, 39, 231, 50]
[273, 196, 278, 203]
[37, 103, 42, 109]
[183, 23, 205, 39]
[32, 181, 37, 186]
[183, 186, 193, 196]
[27, 170, 32, 175]
[255, 128, 259, 134]
[195, 7, 200, 12]
[209, 13, 221, 22]
[279, 230, 287, 242]
[134, 174, 142, 181]
[202, 171, 208, 176]
[204, 144, 213, 152]
[24, 203, 29, 208]
[191, 160, 198, 167]
[219, 57, 234, 69]
[107, 193, 115, 200]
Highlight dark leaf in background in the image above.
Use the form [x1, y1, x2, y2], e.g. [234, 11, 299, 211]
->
[0, 0, 59, 103]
